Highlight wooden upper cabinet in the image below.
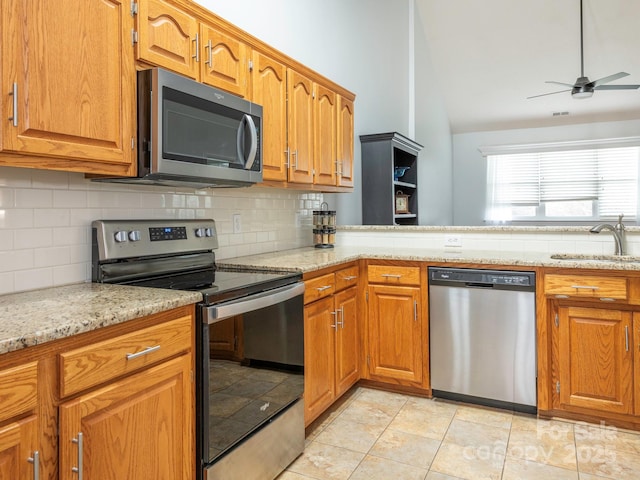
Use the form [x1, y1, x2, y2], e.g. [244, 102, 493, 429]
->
[337, 95, 355, 187]
[313, 84, 337, 186]
[557, 305, 633, 415]
[136, 0, 249, 97]
[0, 0, 136, 175]
[287, 69, 314, 184]
[136, 0, 199, 79]
[200, 24, 249, 97]
[252, 51, 288, 181]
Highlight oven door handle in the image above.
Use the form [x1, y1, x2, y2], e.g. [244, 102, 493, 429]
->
[204, 281, 304, 323]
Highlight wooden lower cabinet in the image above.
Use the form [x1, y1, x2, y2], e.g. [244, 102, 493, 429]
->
[59, 354, 192, 480]
[556, 305, 633, 415]
[0, 305, 195, 480]
[334, 287, 359, 395]
[304, 296, 336, 424]
[366, 284, 423, 385]
[0, 416, 38, 480]
[303, 266, 359, 426]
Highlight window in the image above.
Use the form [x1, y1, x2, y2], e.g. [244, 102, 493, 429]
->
[484, 142, 640, 223]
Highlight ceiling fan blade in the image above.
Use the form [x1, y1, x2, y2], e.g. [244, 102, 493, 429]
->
[594, 84, 640, 90]
[545, 81, 576, 88]
[527, 89, 572, 99]
[588, 72, 630, 87]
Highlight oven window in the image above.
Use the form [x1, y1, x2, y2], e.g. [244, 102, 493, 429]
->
[203, 296, 304, 463]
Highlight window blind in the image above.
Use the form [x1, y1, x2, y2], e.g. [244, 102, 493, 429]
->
[486, 145, 639, 220]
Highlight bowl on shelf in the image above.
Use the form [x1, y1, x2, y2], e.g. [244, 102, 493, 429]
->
[394, 166, 410, 181]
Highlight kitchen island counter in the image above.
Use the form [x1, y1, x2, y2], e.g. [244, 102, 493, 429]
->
[218, 245, 640, 273]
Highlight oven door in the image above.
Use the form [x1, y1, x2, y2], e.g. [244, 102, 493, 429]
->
[197, 282, 305, 473]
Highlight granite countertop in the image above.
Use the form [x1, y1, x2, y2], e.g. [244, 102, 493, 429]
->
[4, 244, 639, 357]
[218, 245, 640, 273]
[0, 283, 202, 355]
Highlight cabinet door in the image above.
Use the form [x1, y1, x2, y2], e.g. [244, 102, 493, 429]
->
[337, 95, 354, 187]
[287, 69, 314, 184]
[334, 287, 359, 397]
[1, 0, 136, 174]
[313, 84, 337, 186]
[635, 313, 640, 415]
[557, 306, 633, 415]
[0, 416, 38, 480]
[251, 51, 288, 181]
[367, 284, 423, 384]
[200, 24, 249, 97]
[209, 315, 242, 360]
[304, 296, 336, 425]
[59, 355, 193, 480]
[136, 0, 199, 79]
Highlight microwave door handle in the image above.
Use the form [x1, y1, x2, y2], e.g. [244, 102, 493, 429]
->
[237, 114, 258, 170]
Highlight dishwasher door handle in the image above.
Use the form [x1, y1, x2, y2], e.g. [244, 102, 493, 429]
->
[464, 282, 494, 289]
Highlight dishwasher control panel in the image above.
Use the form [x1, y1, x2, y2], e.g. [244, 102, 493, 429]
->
[428, 267, 536, 290]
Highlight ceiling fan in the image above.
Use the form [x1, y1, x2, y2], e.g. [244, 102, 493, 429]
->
[528, 0, 640, 100]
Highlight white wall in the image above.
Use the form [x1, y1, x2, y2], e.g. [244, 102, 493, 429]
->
[452, 118, 640, 225]
[414, 2, 453, 225]
[203, 0, 416, 225]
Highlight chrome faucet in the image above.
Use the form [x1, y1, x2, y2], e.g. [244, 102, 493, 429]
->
[590, 214, 627, 256]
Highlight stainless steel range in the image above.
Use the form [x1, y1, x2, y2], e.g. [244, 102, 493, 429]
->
[91, 219, 305, 480]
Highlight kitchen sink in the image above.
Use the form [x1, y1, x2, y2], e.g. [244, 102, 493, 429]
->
[550, 253, 640, 263]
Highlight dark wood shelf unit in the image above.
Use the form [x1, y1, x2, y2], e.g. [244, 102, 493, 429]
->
[360, 132, 423, 225]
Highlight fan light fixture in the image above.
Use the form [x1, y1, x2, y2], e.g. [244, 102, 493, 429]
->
[528, 0, 639, 100]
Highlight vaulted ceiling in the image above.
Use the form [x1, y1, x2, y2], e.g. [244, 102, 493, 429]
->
[417, 0, 640, 133]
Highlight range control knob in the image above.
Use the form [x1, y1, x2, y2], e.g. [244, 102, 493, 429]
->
[195, 228, 206, 238]
[205, 228, 214, 237]
[114, 231, 128, 243]
[128, 230, 141, 242]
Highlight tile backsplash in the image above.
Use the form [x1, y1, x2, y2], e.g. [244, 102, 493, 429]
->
[0, 166, 322, 295]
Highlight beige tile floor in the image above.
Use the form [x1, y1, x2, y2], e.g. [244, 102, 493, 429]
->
[277, 387, 640, 480]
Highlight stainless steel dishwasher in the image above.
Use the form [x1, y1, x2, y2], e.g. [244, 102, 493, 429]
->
[428, 267, 536, 413]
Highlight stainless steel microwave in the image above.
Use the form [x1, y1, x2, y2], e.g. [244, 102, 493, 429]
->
[95, 68, 262, 188]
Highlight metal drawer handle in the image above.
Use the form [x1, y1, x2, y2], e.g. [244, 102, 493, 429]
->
[625, 326, 629, 352]
[571, 285, 600, 290]
[341, 275, 357, 281]
[554, 294, 570, 299]
[337, 307, 345, 328]
[28, 451, 39, 480]
[316, 285, 332, 292]
[381, 274, 402, 278]
[126, 345, 160, 360]
[599, 298, 616, 302]
[205, 39, 213, 66]
[9, 82, 18, 127]
[192, 33, 200, 62]
[330, 311, 338, 328]
[72, 433, 83, 480]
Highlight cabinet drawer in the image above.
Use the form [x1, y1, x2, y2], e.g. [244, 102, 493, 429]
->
[335, 265, 359, 292]
[544, 274, 628, 300]
[60, 315, 192, 397]
[304, 273, 335, 304]
[0, 362, 37, 423]
[367, 265, 421, 286]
